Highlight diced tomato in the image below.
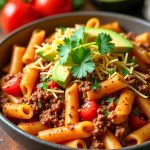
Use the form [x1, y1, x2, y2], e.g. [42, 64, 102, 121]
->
[2, 76, 22, 96]
[80, 101, 99, 121]
[1, 1, 39, 32]
[129, 114, 147, 130]
[33, 0, 72, 17]
[48, 81, 59, 89]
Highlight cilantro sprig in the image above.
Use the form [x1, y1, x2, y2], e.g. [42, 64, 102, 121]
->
[71, 48, 95, 78]
[57, 26, 115, 79]
[96, 33, 115, 54]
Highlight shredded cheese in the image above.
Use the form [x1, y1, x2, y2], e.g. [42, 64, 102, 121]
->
[128, 85, 148, 99]
[47, 89, 64, 94]
[124, 52, 128, 64]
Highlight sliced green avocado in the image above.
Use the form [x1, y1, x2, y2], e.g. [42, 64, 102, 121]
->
[85, 28, 133, 53]
[36, 46, 57, 61]
[52, 62, 72, 88]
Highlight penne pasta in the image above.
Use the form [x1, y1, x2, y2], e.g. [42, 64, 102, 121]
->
[87, 73, 128, 101]
[63, 139, 87, 149]
[65, 83, 79, 126]
[22, 29, 46, 64]
[20, 66, 39, 98]
[86, 18, 100, 28]
[9, 45, 25, 74]
[6, 94, 19, 103]
[133, 45, 150, 64]
[125, 123, 150, 145]
[136, 96, 150, 118]
[3, 103, 33, 119]
[135, 32, 150, 44]
[113, 88, 135, 124]
[101, 130, 122, 149]
[136, 57, 149, 73]
[101, 21, 122, 33]
[18, 121, 49, 135]
[38, 121, 93, 143]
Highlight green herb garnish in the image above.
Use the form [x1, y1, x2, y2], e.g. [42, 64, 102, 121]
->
[120, 68, 129, 76]
[57, 27, 115, 79]
[37, 83, 43, 88]
[128, 57, 137, 64]
[70, 26, 84, 48]
[103, 109, 110, 117]
[91, 80, 100, 90]
[71, 48, 95, 78]
[96, 33, 115, 54]
[107, 68, 115, 75]
[58, 38, 72, 64]
[43, 82, 48, 91]
[133, 107, 140, 116]
[38, 101, 42, 108]
[106, 97, 114, 103]
[37, 82, 48, 91]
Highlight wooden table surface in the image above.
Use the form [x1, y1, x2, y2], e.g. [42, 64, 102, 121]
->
[0, 1, 96, 150]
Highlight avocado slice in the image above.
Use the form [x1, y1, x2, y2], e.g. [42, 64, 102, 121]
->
[52, 62, 72, 88]
[36, 45, 57, 61]
[85, 28, 133, 53]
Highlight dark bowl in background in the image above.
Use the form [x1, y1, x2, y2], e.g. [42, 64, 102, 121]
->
[0, 11, 150, 150]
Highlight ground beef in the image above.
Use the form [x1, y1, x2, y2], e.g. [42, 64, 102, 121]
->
[78, 81, 92, 92]
[40, 99, 65, 127]
[89, 139, 104, 149]
[107, 102, 116, 111]
[126, 74, 150, 97]
[93, 108, 107, 136]
[114, 121, 130, 142]
[19, 89, 65, 127]
[0, 92, 9, 108]
[3, 72, 22, 82]
[19, 89, 52, 116]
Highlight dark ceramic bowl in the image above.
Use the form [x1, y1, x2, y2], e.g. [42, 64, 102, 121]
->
[0, 11, 150, 150]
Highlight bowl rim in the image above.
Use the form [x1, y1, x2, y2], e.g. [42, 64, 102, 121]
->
[0, 11, 150, 150]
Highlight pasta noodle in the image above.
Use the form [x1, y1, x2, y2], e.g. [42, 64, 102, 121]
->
[87, 73, 128, 101]
[125, 123, 150, 145]
[3, 103, 33, 119]
[18, 121, 49, 135]
[6, 94, 19, 103]
[135, 32, 150, 44]
[22, 29, 45, 64]
[86, 18, 100, 28]
[38, 121, 93, 143]
[20, 66, 39, 98]
[136, 96, 150, 118]
[9, 45, 25, 74]
[101, 21, 122, 33]
[113, 88, 134, 124]
[63, 139, 87, 149]
[101, 130, 122, 149]
[133, 45, 150, 64]
[65, 83, 79, 126]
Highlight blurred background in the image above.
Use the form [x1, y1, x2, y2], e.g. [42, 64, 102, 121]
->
[0, 0, 149, 36]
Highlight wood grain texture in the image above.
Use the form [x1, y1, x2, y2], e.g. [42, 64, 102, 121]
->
[0, 126, 25, 150]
